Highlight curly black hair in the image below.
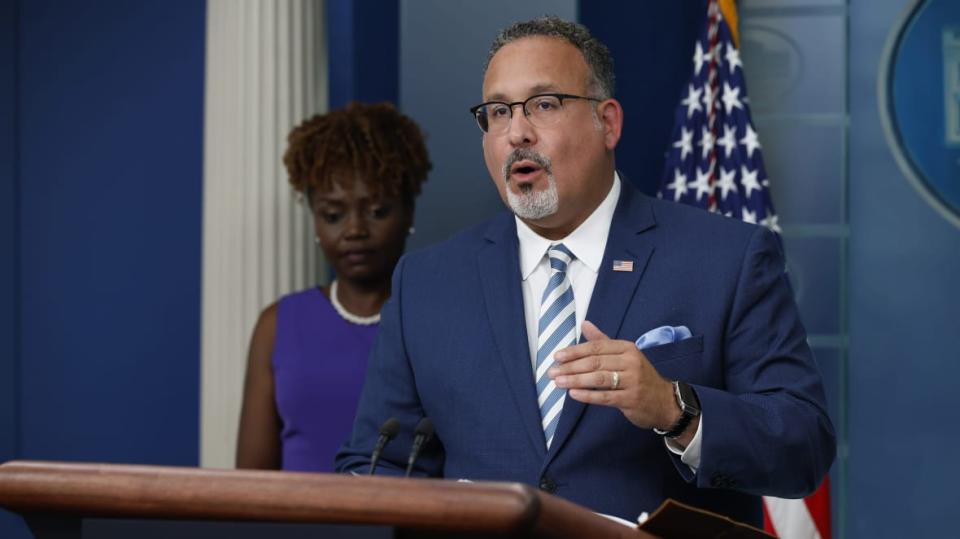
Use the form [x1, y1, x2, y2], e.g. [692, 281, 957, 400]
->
[283, 101, 432, 207]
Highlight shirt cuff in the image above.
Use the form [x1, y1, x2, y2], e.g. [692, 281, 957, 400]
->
[664, 414, 703, 472]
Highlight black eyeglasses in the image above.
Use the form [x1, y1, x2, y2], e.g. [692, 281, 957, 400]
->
[469, 93, 602, 134]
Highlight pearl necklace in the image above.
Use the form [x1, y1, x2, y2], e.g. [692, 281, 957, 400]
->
[329, 280, 381, 326]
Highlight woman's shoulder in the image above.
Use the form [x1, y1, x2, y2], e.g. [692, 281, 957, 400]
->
[254, 301, 279, 329]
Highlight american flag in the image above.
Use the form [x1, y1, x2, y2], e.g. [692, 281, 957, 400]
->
[657, 1, 830, 538]
[657, 0, 779, 234]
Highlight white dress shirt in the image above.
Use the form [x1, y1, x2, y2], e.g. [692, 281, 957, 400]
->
[515, 172, 703, 470]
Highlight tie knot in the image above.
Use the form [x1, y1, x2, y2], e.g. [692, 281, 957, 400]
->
[548, 243, 574, 272]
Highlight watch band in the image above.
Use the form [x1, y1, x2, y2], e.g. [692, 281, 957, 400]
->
[654, 409, 694, 438]
[654, 381, 700, 438]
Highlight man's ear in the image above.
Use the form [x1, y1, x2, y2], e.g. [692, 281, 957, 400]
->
[598, 98, 623, 151]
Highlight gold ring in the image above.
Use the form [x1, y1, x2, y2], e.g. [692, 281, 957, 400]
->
[611, 371, 620, 390]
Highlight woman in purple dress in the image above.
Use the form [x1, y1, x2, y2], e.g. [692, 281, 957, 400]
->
[236, 102, 431, 471]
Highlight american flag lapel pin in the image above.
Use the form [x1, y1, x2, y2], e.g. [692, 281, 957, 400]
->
[612, 259, 634, 272]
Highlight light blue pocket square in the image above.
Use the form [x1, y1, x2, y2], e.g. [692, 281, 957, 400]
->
[634, 325, 692, 350]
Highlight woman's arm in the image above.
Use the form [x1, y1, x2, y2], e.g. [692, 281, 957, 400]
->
[236, 303, 282, 469]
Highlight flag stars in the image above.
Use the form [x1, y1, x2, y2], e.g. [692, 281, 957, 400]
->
[691, 166, 715, 201]
[693, 41, 711, 76]
[717, 124, 737, 158]
[667, 168, 689, 201]
[673, 127, 694, 161]
[702, 83, 716, 116]
[659, 18, 782, 239]
[725, 43, 742, 74]
[740, 124, 761, 158]
[682, 84, 703, 118]
[716, 166, 737, 200]
[698, 126, 715, 160]
[740, 165, 761, 199]
[722, 82, 743, 114]
[760, 212, 781, 233]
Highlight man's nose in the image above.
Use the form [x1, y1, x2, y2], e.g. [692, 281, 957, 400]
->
[506, 106, 537, 147]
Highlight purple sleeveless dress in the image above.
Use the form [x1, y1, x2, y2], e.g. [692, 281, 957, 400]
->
[272, 287, 378, 472]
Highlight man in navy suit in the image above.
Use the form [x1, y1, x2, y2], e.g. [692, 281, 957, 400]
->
[336, 16, 835, 526]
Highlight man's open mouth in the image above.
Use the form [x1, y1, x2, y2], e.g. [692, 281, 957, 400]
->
[510, 161, 543, 177]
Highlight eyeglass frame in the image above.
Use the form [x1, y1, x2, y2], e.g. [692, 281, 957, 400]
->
[468, 93, 603, 134]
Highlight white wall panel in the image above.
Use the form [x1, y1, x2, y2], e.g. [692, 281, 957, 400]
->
[201, 0, 327, 468]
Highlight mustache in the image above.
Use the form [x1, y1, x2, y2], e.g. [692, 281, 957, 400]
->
[502, 148, 552, 181]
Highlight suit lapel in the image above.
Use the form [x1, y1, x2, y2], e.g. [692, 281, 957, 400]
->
[544, 181, 657, 465]
[477, 213, 548, 460]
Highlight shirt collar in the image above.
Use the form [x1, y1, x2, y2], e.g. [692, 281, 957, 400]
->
[516, 172, 622, 280]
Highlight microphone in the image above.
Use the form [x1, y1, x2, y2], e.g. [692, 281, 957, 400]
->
[369, 417, 400, 475]
[404, 418, 434, 478]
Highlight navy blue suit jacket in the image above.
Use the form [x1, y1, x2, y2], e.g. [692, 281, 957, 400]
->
[336, 180, 836, 526]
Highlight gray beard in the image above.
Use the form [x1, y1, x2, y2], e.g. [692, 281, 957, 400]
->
[506, 173, 559, 220]
[501, 148, 558, 220]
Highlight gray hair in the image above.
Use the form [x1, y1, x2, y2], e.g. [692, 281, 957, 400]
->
[484, 16, 616, 99]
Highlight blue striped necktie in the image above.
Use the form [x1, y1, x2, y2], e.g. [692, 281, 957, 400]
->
[536, 243, 577, 448]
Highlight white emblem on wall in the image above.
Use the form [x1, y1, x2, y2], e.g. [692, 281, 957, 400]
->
[944, 27, 960, 145]
[943, 26, 960, 146]
[880, 0, 960, 229]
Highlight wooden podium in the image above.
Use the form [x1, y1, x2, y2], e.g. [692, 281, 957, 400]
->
[0, 460, 649, 538]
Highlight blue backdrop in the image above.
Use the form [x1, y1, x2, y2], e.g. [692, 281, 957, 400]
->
[2, 0, 205, 536]
[848, 0, 960, 536]
[2, 0, 18, 469]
